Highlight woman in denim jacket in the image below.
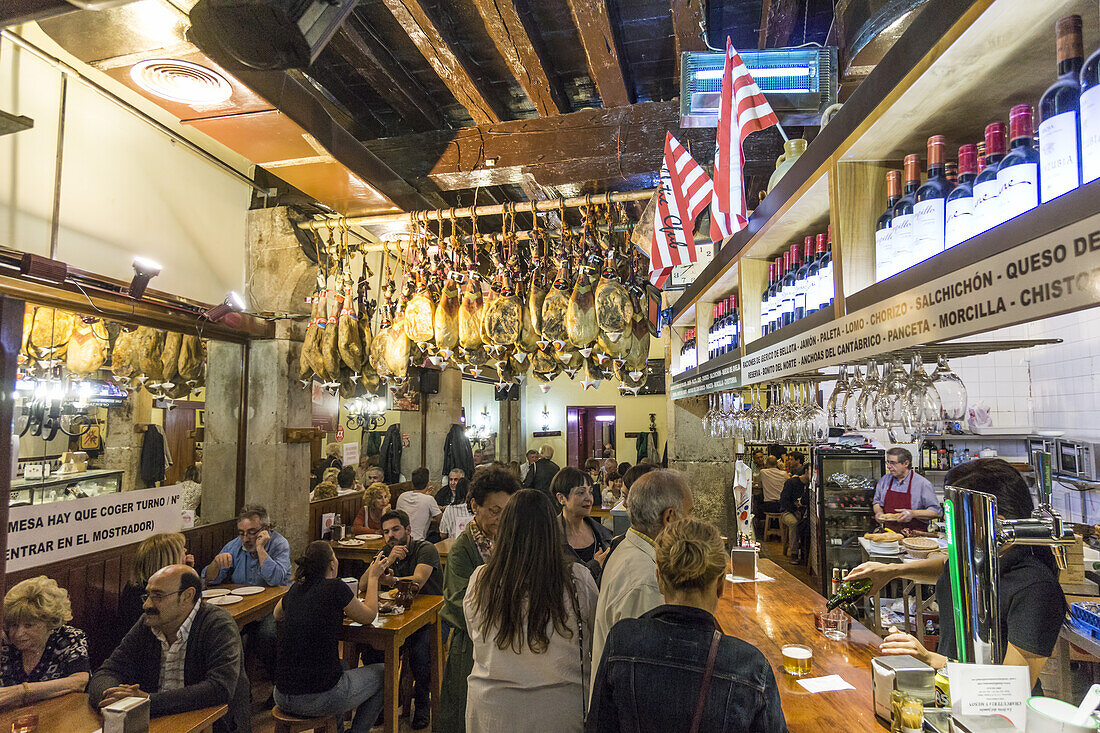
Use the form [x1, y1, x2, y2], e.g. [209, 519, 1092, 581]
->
[586, 518, 787, 733]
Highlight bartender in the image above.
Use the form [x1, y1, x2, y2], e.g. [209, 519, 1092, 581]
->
[872, 447, 940, 532]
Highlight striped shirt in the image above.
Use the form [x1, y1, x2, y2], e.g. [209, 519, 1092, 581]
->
[153, 600, 200, 692]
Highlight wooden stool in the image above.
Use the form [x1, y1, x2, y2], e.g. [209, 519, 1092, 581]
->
[272, 706, 343, 733]
[763, 513, 784, 543]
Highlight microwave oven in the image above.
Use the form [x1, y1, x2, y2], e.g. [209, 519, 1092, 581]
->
[1055, 439, 1100, 481]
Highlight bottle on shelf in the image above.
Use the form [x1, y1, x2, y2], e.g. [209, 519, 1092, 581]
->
[728, 295, 740, 352]
[831, 567, 841, 597]
[761, 262, 775, 337]
[1039, 15, 1083, 203]
[795, 236, 813, 321]
[826, 577, 873, 611]
[921, 439, 935, 469]
[708, 302, 721, 360]
[997, 104, 1040, 223]
[680, 329, 696, 372]
[783, 247, 799, 327]
[890, 154, 922, 276]
[973, 122, 1008, 235]
[945, 161, 958, 185]
[771, 256, 785, 334]
[913, 135, 954, 264]
[876, 170, 902, 282]
[1082, 5, 1100, 185]
[819, 229, 834, 310]
[945, 143, 979, 249]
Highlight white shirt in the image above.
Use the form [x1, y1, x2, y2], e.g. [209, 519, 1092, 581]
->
[152, 599, 200, 692]
[395, 491, 442, 540]
[440, 503, 474, 539]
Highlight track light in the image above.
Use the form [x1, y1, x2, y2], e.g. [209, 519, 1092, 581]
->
[129, 257, 162, 299]
[200, 291, 246, 322]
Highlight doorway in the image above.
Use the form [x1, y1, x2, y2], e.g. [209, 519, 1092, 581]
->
[566, 406, 616, 468]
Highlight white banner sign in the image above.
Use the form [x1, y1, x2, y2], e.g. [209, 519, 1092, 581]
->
[742, 212, 1100, 384]
[6, 484, 183, 572]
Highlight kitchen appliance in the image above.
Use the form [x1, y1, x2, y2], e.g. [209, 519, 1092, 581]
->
[1057, 439, 1100, 481]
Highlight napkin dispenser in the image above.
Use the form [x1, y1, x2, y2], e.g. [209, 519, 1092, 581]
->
[103, 695, 150, 733]
[729, 547, 757, 579]
[872, 655, 935, 722]
[343, 577, 359, 597]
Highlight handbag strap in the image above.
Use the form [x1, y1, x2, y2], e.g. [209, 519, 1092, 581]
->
[689, 630, 722, 733]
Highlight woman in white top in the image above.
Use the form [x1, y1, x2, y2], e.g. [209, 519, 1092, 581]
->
[439, 477, 473, 540]
[464, 489, 598, 733]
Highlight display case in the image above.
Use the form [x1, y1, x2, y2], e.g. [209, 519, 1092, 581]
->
[10, 469, 124, 506]
[811, 446, 885, 596]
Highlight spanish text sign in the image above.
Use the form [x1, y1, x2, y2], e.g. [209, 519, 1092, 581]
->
[6, 484, 183, 572]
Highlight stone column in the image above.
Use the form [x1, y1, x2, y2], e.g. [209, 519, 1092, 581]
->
[497, 394, 522, 465]
[401, 368, 462, 481]
[202, 340, 245, 524]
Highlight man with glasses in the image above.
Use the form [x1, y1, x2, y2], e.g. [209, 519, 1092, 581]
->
[873, 447, 941, 533]
[204, 504, 291, 679]
[89, 565, 248, 732]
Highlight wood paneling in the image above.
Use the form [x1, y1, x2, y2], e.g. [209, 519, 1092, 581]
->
[831, 160, 894, 309]
[309, 493, 366, 541]
[738, 258, 770, 350]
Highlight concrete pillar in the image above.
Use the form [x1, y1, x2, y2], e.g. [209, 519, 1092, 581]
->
[497, 395, 522, 465]
[103, 395, 142, 492]
[203, 340, 244, 525]
[402, 368, 462, 481]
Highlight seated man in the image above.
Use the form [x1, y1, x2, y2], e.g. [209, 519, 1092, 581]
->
[203, 504, 290, 677]
[394, 467, 442, 541]
[88, 565, 249, 733]
[365, 509, 443, 730]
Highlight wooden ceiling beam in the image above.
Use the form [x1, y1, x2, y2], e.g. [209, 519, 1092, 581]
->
[564, 0, 630, 108]
[759, 0, 802, 48]
[380, 0, 504, 124]
[327, 19, 445, 132]
[669, 0, 707, 70]
[469, 0, 568, 117]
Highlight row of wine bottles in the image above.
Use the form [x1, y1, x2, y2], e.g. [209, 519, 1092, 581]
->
[707, 296, 740, 360]
[760, 229, 834, 337]
[875, 13, 1100, 282]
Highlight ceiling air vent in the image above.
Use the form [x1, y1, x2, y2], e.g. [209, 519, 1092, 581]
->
[680, 47, 838, 127]
[129, 59, 233, 105]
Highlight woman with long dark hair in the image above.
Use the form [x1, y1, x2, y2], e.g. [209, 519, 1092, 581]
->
[552, 468, 612, 586]
[464, 489, 598, 733]
[273, 541, 389, 730]
[440, 477, 473, 540]
[848, 458, 1067, 691]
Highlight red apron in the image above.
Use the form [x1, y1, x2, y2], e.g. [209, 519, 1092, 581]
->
[883, 472, 928, 533]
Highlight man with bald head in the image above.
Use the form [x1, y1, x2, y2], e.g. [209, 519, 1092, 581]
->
[89, 565, 249, 732]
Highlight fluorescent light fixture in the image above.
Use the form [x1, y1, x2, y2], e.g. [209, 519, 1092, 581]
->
[128, 256, 162, 299]
[595, 414, 616, 423]
[692, 66, 812, 81]
[200, 290, 247, 322]
[130, 59, 232, 105]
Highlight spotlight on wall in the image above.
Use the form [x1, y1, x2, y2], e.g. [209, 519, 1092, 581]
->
[200, 290, 246, 322]
[128, 257, 162, 299]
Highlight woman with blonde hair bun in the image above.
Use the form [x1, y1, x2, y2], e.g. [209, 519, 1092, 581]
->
[587, 517, 786, 733]
[115, 532, 193, 643]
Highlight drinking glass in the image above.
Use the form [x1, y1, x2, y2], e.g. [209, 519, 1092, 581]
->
[826, 365, 850, 429]
[931, 355, 968, 421]
[747, 386, 766, 442]
[805, 382, 829, 443]
[821, 609, 850, 640]
[904, 354, 943, 438]
[781, 644, 813, 676]
[703, 393, 716, 437]
[856, 360, 882, 429]
[735, 391, 753, 439]
[843, 366, 865, 429]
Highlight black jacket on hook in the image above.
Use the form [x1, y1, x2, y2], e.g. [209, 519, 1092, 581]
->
[139, 426, 166, 486]
[380, 423, 403, 484]
[442, 424, 475, 482]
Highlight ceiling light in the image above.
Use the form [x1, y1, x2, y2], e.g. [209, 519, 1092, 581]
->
[200, 291, 246, 322]
[595, 414, 616, 423]
[692, 66, 812, 81]
[128, 256, 162, 299]
[130, 59, 232, 105]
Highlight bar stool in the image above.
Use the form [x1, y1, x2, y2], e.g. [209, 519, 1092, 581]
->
[272, 706, 343, 733]
[763, 513, 784, 543]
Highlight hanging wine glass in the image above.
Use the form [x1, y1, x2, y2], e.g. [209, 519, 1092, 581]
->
[702, 393, 715, 437]
[904, 354, 943, 439]
[719, 392, 734, 438]
[878, 359, 916, 442]
[806, 382, 829, 443]
[747, 385, 766, 442]
[931, 355, 968, 422]
[856, 360, 882, 429]
[735, 390, 753, 440]
[763, 385, 780, 442]
[826, 365, 850, 429]
[779, 383, 798, 444]
[843, 366, 865, 429]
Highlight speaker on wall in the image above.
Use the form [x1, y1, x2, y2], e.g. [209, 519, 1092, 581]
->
[419, 369, 440, 394]
[494, 383, 519, 401]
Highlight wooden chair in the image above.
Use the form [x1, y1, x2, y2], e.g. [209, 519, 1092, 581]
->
[763, 513, 784, 543]
[271, 706, 343, 733]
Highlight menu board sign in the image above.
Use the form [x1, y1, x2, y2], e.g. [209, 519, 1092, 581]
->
[742, 212, 1100, 384]
[670, 358, 741, 400]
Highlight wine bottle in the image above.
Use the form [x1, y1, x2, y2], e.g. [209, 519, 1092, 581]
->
[729, 295, 739, 351]
[876, 170, 902, 282]
[890, 154, 921, 276]
[1040, 15, 1084, 203]
[800, 236, 816, 317]
[819, 230, 833, 310]
[1082, 6, 1100, 184]
[945, 161, 958, 185]
[997, 104, 1040, 223]
[771, 256, 784, 334]
[806, 235, 822, 314]
[973, 122, 1008, 235]
[913, 135, 954, 264]
[795, 237, 812, 321]
[945, 144, 979, 249]
[761, 263, 774, 337]
[782, 247, 798, 327]
[825, 577, 874, 611]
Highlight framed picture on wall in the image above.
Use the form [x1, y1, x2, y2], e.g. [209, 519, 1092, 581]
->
[393, 380, 421, 411]
[311, 382, 340, 431]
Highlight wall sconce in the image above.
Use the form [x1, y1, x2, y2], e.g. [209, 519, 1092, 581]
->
[541, 405, 550, 432]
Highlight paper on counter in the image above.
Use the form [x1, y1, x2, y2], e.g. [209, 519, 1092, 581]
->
[797, 675, 855, 693]
[725, 572, 774, 583]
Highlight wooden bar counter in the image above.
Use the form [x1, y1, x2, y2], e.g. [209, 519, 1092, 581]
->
[719, 559, 885, 731]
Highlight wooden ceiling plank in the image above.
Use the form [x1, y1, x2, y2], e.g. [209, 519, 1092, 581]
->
[327, 22, 445, 132]
[564, 0, 631, 108]
[468, 0, 568, 116]
[380, 0, 504, 124]
[760, 0, 802, 48]
[669, 0, 706, 68]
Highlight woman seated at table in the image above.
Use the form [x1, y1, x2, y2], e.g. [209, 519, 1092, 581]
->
[0, 576, 89, 709]
[848, 458, 1067, 692]
[465, 489, 598, 733]
[115, 532, 194, 644]
[587, 517, 786, 733]
[583, 459, 604, 505]
[440, 477, 473, 541]
[353, 481, 392, 534]
[273, 541, 389, 732]
[312, 467, 341, 501]
[554, 468, 612, 587]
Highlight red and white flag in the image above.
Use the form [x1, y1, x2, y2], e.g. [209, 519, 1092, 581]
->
[650, 132, 712, 288]
[710, 38, 780, 243]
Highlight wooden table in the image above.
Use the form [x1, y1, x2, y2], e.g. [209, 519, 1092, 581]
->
[208, 584, 288, 629]
[716, 559, 886, 731]
[590, 504, 613, 519]
[341, 594, 444, 733]
[0, 692, 227, 732]
[332, 538, 453, 565]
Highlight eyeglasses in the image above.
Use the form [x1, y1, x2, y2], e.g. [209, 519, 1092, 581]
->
[142, 588, 185, 603]
[238, 528, 262, 538]
[886, 459, 908, 466]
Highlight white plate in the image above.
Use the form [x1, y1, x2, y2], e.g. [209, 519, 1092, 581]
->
[233, 586, 265, 596]
[339, 539, 366, 546]
[357, 534, 382, 541]
[207, 594, 243, 606]
[202, 588, 230, 598]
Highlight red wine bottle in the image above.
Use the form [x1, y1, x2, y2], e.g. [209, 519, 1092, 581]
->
[761, 262, 774, 337]
[798, 236, 815, 317]
[997, 104, 1040, 223]
[783, 245, 800, 326]
[819, 230, 833, 310]
[913, 135, 954, 263]
[770, 257, 784, 334]
[875, 170, 902, 282]
[729, 295, 740, 351]
[1082, 6, 1100, 184]
[974, 122, 1008, 234]
[890, 154, 921, 275]
[1039, 15, 1083, 202]
[946, 144, 979, 249]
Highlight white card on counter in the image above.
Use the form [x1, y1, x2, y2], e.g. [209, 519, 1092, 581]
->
[947, 662, 1029, 731]
[797, 675, 855, 693]
[725, 572, 774, 583]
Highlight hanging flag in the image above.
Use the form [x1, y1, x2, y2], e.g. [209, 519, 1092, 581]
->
[650, 132, 712, 288]
[710, 37, 780, 243]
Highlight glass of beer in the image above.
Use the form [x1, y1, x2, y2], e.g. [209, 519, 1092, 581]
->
[12, 713, 38, 733]
[781, 644, 813, 676]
